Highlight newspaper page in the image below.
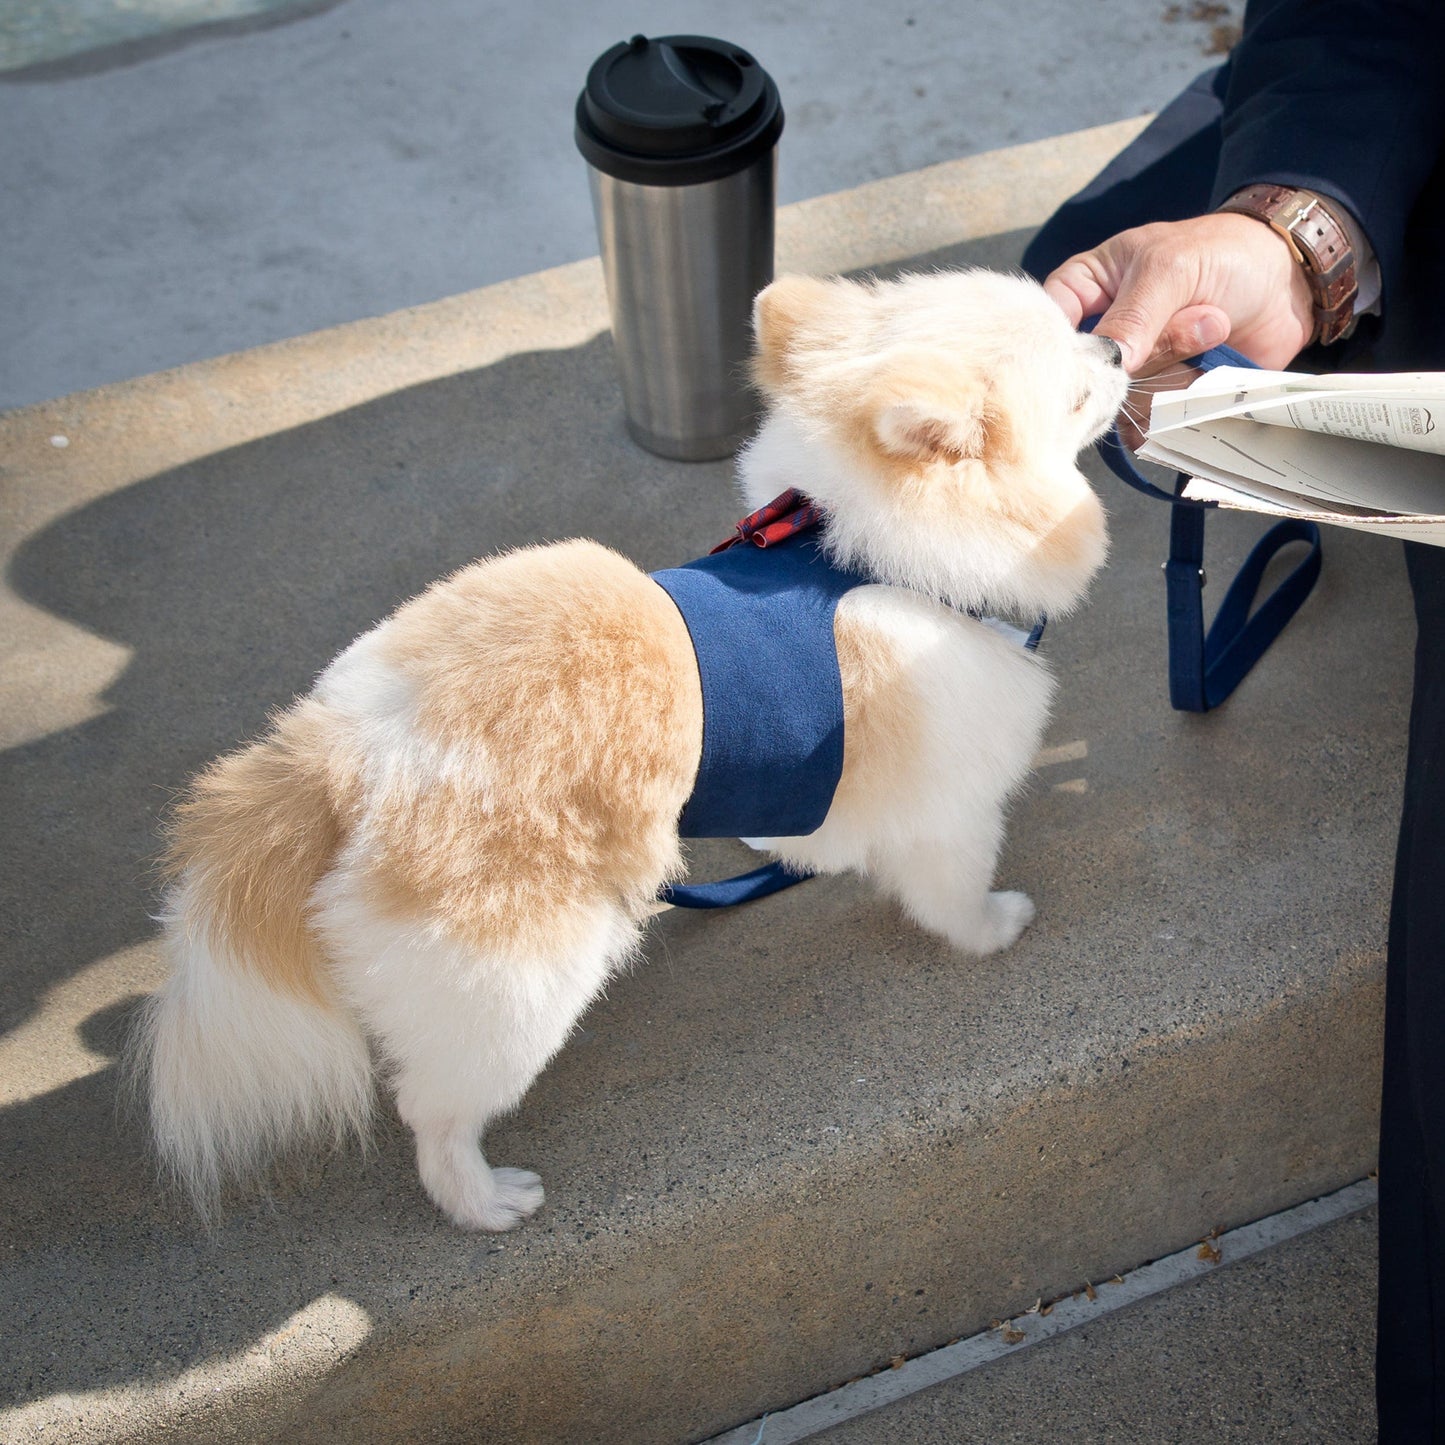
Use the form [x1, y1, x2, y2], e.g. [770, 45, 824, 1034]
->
[1138, 367, 1445, 545]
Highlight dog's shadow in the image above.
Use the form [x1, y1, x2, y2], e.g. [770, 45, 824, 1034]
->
[1, 318, 778, 1400]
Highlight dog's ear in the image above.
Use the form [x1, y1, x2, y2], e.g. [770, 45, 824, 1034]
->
[870, 358, 1013, 464]
[753, 275, 842, 392]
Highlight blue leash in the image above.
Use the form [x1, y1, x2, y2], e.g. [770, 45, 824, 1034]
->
[660, 862, 807, 909]
[1097, 341, 1323, 712]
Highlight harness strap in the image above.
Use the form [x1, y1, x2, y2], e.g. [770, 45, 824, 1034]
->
[1097, 342, 1324, 712]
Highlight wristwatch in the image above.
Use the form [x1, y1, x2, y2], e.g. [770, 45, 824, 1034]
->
[1216, 182, 1359, 345]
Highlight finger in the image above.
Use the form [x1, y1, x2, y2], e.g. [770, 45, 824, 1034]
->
[1116, 390, 1149, 453]
[1042, 258, 1114, 327]
[1041, 276, 1084, 327]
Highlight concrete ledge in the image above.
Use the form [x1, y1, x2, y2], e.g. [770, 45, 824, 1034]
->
[0, 114, 1404, 1443]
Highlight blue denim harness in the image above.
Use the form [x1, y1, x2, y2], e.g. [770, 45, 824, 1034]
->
[650, 493, 1042, 908]
[652, 529, 871, 842]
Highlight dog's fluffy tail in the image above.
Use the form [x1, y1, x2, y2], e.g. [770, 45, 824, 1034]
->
[138, 700, 373, 1217]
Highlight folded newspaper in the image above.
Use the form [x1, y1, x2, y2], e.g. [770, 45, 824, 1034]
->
[1138, 367, 1445, 545]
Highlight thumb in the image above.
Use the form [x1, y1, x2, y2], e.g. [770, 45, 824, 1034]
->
[1161, 304, 1230, 363]
[1103, 303, 1229, 378]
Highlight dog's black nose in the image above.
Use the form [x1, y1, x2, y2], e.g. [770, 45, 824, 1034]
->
[1099, 336, 1125, 367]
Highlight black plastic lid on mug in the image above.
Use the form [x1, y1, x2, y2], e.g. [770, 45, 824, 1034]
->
[575, 34, 783, 187]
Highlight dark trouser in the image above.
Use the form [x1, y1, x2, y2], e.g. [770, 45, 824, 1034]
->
[1026, 73, 1445, 1442]
[1378, 543, 1445, 1440]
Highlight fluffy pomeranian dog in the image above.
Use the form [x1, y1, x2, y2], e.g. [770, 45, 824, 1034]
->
[140, 269, 1128, 1231]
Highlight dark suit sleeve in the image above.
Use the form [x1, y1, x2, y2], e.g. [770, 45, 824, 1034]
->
[1210, 0, 1445, 309]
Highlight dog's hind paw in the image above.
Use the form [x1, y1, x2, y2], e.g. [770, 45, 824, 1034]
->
[450, 1167, 546, 1233]
[415, 1126, 547, 1231]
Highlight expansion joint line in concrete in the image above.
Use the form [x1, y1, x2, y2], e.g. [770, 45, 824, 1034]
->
[705, 1177, 1379, 1444]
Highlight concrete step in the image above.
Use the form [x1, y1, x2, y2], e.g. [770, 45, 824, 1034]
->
[0, 121, 1406, 1444]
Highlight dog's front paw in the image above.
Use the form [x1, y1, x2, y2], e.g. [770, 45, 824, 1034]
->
[984, 889, 1036, 951]
[485, 1167, 546, 1228]
[950, 889, 1035, 954]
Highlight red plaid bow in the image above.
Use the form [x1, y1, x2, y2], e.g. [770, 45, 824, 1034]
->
[710, 488, 825, 554]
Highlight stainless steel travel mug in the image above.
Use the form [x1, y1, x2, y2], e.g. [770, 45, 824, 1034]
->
[576, 35, 784, 461]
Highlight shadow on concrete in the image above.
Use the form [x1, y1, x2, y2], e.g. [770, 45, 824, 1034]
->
[0, 314, 753, 1406]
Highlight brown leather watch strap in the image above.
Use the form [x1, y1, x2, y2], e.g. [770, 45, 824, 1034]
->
[1217, 182, 1359, 345]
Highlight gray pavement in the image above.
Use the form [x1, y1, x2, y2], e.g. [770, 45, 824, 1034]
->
[1, 0, 1236, 409]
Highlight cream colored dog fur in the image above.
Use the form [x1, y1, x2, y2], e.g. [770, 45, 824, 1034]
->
[140, 269, 1128, 1231]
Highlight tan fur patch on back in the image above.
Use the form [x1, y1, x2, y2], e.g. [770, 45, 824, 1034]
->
[367, 540, 703, 956]
[166, 698, 359, 1003]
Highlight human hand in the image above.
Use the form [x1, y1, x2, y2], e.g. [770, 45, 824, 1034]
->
[1043, 213, 1315, 445]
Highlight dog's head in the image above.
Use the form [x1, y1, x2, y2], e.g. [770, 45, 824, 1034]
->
[743, 269, 1128, 617]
